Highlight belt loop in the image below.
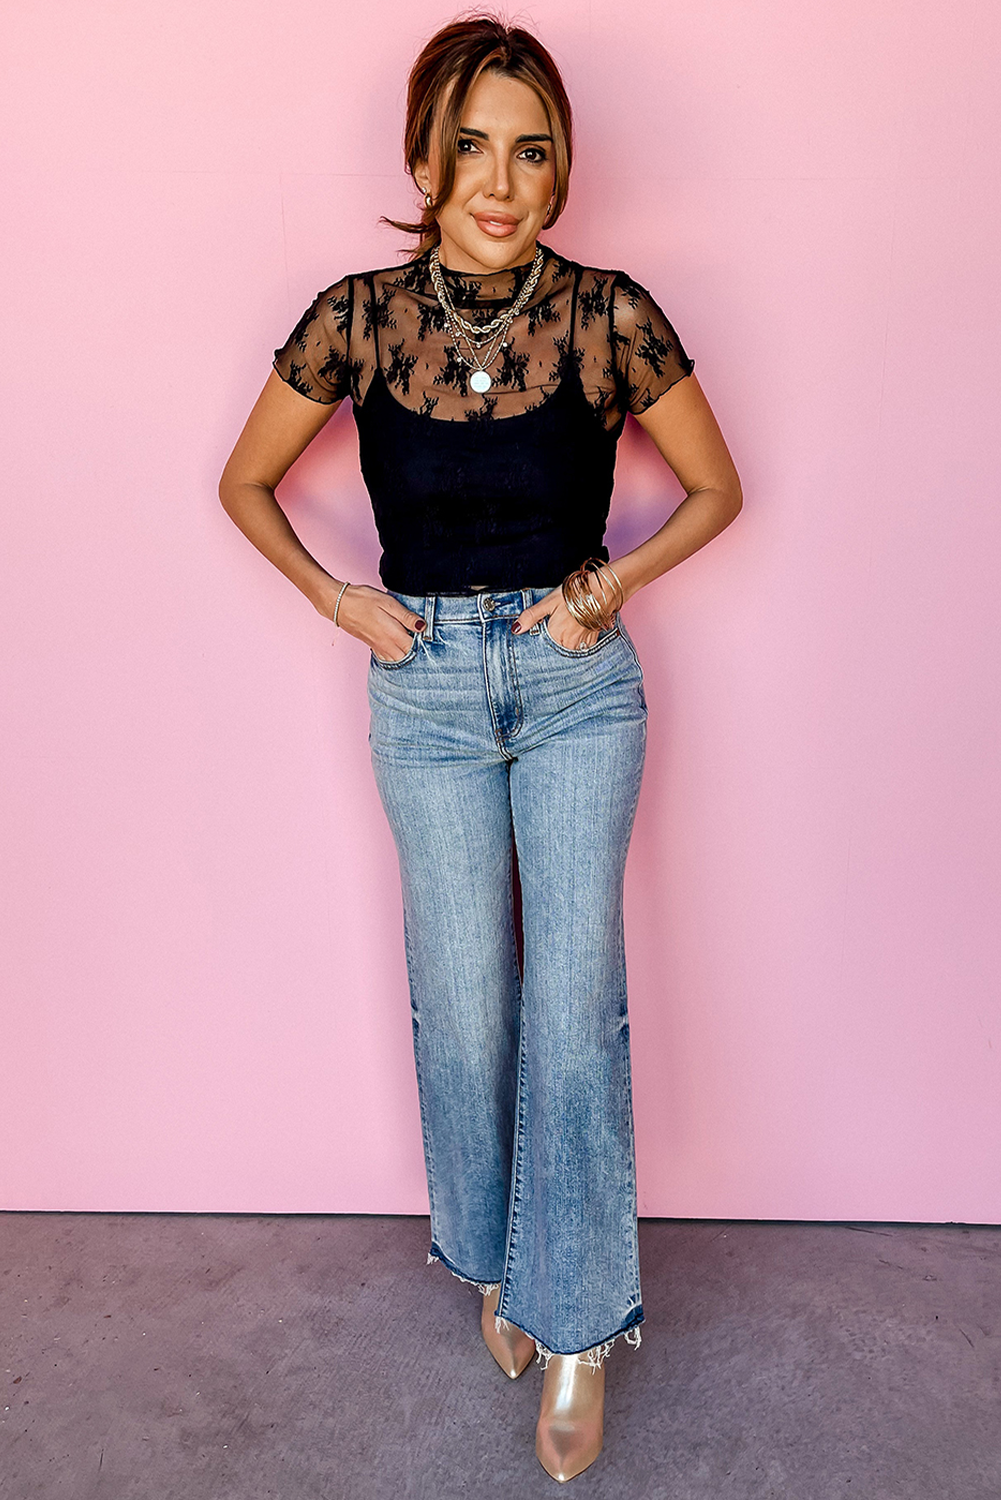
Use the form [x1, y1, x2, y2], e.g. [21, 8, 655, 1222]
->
[423, 592, 436, 641]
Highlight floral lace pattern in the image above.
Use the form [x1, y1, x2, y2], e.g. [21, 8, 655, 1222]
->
[272, 242, 694, 432]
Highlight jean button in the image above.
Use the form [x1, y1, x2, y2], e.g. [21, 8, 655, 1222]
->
[482, 595, 495, 611]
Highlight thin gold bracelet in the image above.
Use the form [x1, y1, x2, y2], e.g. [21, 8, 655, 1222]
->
[597, 560, 625, 607]
[333, 581, 351, 627]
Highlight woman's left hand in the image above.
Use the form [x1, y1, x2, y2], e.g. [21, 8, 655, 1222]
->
[511, 585, 603, 649]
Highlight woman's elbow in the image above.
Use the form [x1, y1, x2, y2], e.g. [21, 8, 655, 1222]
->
[218, 457, 247, 515]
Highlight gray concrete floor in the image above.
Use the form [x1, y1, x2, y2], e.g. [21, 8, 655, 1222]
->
[2, 1213, 998, 1498]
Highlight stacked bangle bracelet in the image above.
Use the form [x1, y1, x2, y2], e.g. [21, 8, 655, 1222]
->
[561, 558, 625, 632]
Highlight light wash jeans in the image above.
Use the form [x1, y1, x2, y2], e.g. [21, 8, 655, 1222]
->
[367, 583, 647, 1368]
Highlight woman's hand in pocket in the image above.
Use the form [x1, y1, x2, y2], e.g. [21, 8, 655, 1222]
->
[511, 586, 601, 650]
[325, 582, 426, 662]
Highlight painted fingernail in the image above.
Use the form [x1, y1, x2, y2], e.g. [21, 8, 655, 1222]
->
[511, 621, 522, 633]
[415, 619, 426, 630]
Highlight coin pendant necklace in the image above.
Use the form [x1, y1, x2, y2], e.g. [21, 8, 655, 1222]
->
[429, 245, 545, 395]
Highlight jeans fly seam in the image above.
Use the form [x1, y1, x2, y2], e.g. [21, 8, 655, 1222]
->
[503, 628, 525, 740]
[480, 620, 515, 761]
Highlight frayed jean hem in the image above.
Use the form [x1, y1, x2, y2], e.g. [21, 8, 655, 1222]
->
[532, 1323, 642, 1370]
[427, 1245, 501, 1297]
[427, 1244, 644, 1367]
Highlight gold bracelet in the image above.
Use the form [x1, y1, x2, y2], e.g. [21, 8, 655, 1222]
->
[589, 560, 623, 622]
[333, 581, 351, 627]
[597, 560, 625, 609]
[562, 564, 610, 630]
[561, 558, 624, 632]
[560, 573, 590, 628]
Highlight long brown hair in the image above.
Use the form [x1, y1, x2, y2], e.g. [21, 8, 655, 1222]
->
[381, 13, 574, 260]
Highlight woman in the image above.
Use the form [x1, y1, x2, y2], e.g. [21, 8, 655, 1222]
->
[220, 14, 741, 1484]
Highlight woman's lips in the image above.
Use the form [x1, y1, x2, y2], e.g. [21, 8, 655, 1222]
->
[473, 214, 520, 238]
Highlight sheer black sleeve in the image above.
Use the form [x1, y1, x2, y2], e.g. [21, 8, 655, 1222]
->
[611, 272, 695, 415]
[272, 276, 353, 404]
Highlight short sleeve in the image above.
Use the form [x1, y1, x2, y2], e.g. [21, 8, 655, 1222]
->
[611, 272, 695, 415]
[272, 276, 352, 404]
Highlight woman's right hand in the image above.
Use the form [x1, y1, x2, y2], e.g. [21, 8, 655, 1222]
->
[324, 582, 426, 662]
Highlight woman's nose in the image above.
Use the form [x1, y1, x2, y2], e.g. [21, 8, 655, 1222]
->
[486, 158, 512, 199]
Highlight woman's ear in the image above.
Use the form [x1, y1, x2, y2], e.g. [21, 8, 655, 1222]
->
[414, 161, 430, 197]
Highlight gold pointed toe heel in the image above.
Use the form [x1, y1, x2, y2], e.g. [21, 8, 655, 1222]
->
[535, 1349, 606, 1483]
[480, 1285, 537, 1379]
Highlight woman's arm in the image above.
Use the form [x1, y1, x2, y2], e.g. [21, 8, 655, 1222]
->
[219, 369, 346, 616]
[608, 371, 743, 603]
[218, 369, 427, 660]
[511, 372, 741, 643]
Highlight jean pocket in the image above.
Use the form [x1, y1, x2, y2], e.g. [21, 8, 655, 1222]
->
[539, 613, 622, 659]
[370, 633, 420, 669]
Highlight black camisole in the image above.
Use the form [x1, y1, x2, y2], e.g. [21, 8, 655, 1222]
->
[354, 265, 618, 594]
[271, 243, 695, 595]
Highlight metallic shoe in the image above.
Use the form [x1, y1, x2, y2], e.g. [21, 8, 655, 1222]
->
[535, 1350, 605, 1482]
[480, 1285, 537, 1379]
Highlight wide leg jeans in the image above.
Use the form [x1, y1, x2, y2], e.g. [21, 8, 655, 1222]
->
[366, 584, 648, 1365]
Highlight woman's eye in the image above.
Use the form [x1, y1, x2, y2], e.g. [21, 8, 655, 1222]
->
[456, 139, 549, 163]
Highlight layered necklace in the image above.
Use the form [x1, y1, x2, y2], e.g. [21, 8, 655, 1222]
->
[428, 244, 545, 394]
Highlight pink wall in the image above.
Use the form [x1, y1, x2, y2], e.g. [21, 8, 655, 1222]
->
[3, 1, 999, 1220]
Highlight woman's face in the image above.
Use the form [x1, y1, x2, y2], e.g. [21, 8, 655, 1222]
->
[416, 69, 557, 275]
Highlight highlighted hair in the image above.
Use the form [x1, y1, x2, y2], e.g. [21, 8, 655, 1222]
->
[382, 12, 574, 259]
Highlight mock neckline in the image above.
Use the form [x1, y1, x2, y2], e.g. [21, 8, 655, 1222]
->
[429, 242, 553, 305]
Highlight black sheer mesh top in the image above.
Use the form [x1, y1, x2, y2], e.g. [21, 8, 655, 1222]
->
[271, 241, 695, 592]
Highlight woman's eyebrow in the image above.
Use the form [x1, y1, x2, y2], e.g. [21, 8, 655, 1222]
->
[458, 126, 554, 143]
